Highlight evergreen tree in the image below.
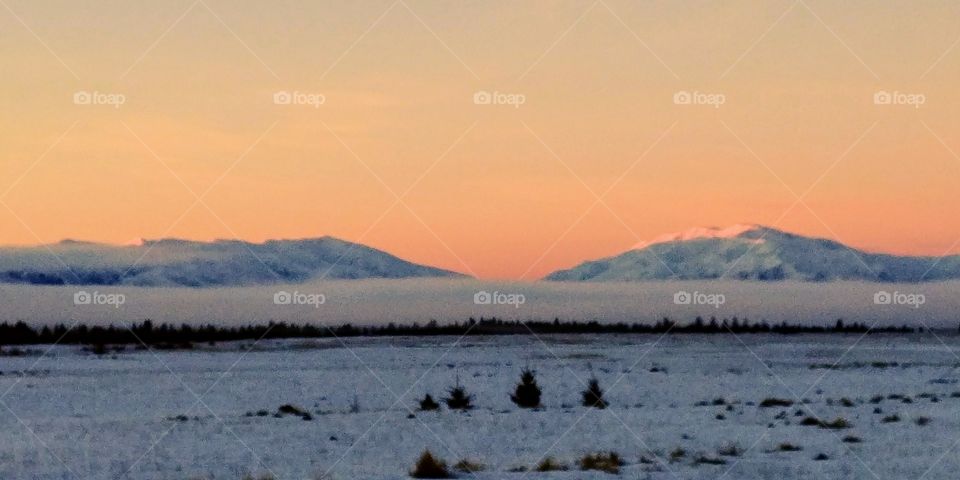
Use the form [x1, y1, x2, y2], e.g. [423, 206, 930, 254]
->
[419, 393, 440, 411]
[581, 377, 607, 409]
[510, 369, 542, 408]
[444, 377, 474, 410]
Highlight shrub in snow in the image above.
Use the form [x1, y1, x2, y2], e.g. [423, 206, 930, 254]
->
[819, 417, 850, 429]
[717, 443, 742, 457]
[510, 369, 542, 408]
[276, 404, 309, 419]
[581, 377, 607, 409]
[798, 415, 851, 429]
[535, 457, 568, 472]
[453, 458, 484, 473]
[444, 378, 474, 411]
[695, 455, 727, 465]
[669, 448, 686, 462]
[758, 398, 793, 408]
[410, 450, 452, 478]
[800, 416, 821, 426]
[579, 452, 622, 473]
[419, 394, 440, 411]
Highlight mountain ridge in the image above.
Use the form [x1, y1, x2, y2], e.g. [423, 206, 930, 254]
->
[0, 236, 464, 287]
[545, 224, 960, 282]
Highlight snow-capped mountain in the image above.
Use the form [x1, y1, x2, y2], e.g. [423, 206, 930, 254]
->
[545, 224, 960, 282]
[0, 237, 464, 287]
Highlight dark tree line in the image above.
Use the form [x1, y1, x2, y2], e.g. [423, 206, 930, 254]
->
[0, 317, 915, 347]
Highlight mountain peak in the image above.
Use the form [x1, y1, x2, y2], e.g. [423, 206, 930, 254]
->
[633, 223, 770, 250]
[546, 223, 960, 282]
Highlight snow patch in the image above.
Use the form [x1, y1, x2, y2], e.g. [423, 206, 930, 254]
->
[632, 223, 765, 250]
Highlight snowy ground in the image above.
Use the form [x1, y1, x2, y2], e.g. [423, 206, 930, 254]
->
[4, 333, 960, 479]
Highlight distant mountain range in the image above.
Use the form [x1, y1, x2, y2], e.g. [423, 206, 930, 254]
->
[545, 224, 960, 282]
[0, 237, 463, 287]
[3, 225, 957, 287]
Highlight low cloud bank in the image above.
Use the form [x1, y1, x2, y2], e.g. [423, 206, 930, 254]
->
[0, 279, 955, 329]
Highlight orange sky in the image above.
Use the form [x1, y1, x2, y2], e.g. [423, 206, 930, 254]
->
[2, 0, 959, 279]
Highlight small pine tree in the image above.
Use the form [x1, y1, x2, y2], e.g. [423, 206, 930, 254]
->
[444, 377, 474, 410]
[419, 394, 440, 411]
[510, 369, 542, 408]
[581, 377, 607, 409]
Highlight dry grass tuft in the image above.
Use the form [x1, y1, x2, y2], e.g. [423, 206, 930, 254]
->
[410, 450, 453, 479]
[579, 452, 622, 473]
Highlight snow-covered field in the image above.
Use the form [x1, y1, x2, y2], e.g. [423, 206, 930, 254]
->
[4, 333, 960, 479]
